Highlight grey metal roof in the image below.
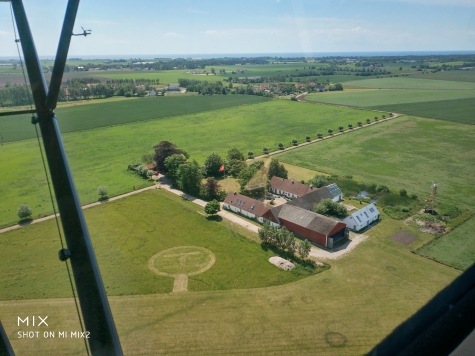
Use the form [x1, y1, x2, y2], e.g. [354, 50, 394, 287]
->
[286, 186, 332, 211]
[327, 183, 342, 198]
[277, 205, 342, 236]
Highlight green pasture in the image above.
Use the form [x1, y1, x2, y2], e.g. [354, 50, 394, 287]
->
[0, 95, 269, 143]
[0, 205, 460, 355]
[94, 70, 227, 84]
[0, 189, 323, 300]
[0, 100, 380, 226]
[274, 116, 475, 211]
[343, 77, 475, 89]
[409, 70, 475, 83]
[305, 89, 475, 107]
[376, 97, 475, 124]
[416, 217, 475, 270]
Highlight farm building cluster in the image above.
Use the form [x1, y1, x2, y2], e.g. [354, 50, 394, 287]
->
[224, 178, 379, 249]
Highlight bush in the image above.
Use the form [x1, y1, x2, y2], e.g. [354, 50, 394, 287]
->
[348, 124, 353, 130]
[204, 199, 221, 215]
[400, 206, 410, 212]
[357, 121, 362, 127]
[338, 126, 344, 132]
[97, 186, 108, 200]
[366, 118, 371, 124]
[278, 143, 284, 149]
[270, 199, 275, 205]
[317, 132, 323, 139]
[376, 184, 390, 193]
[411, 193, 418, 200]
[263, 147, 269, 154]
[310, 175, 328, 188]
[313, 199, 347, 218]
[247, 151, 254, 159]
[305, 135, 311, 142]
[399, 189, 407, 196]
[327, 128, 333, 135]
[374, 116, 379, 121]
[290, 96, 298, 101]
[17, 204, 32, 220]
[292, 139, 298, 146]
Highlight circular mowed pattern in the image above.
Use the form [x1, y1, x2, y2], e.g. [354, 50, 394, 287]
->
[148, 246, 215, 277]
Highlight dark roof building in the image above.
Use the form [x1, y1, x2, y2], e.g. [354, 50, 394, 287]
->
[223, 192, 271, 222]
[269, 177, 315, 198]
[263, 204, 347, 248]
[285, 186, 333, 210]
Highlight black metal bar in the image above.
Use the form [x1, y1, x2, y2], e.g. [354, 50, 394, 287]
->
[10, 1, 122, 355]
[0, 321, 15, 356]
[45, 0, 79, 110]
[0, 109, 36, 117]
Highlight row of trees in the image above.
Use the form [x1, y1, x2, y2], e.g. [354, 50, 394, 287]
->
[258, 222, 312, 258]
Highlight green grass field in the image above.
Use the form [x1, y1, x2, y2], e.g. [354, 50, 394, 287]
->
[0, 100, 380, 227]
[375, 97, 475, 124]
[409, 70, 475, 83]
[0, 203, 460, 355]
[417, 217, 475, 270]
[342, 77, 475, 89]
[0, 189, 323, 300]
[0, 95, 269, 143]
[274, 116, 475, 211]
[305, 88, 475, 124]
[305, 89, 475, 107]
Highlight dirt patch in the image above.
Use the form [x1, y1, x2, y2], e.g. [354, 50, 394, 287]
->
[420, 222, 447, 234]
[269, 256, 295, 270]
[390, 231, 418, 245]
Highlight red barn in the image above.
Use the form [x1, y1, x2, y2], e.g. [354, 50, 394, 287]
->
[263, 204, 347, 248]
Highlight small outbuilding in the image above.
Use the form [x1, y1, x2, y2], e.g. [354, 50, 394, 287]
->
[342, 203, 380, 231]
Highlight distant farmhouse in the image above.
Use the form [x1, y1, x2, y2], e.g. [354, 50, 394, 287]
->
[166, 83, 181, 93]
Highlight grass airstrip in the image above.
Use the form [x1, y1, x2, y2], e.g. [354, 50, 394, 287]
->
[0, 99, 381, 227]
[0, 184, 461, 355]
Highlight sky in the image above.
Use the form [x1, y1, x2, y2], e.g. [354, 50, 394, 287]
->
[0, 0, 474, 57]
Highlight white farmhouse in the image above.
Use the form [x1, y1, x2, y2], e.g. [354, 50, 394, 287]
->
[223, 192, 270, 223]
[342, 203, 380, 231]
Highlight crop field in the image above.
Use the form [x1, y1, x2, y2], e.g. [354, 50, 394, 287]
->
[409, 70, 475, 83]
[0, 189, 323, 300]
[274, 116, 475, 211]
[0, 201, 460, 355]
[305, 89, 475, 107]
[0, 100, 380, 226]
[342, 77, 475, 89]
[376, 97, 475, 124]
[417, 217, 475, 270]
[0, 95, 269, 143]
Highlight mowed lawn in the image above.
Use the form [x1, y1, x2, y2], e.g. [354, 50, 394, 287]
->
[0, 95, 269, 143]
[274, 116, 475, 211]
[0, 100, 379, 227]
[0, 204, 460, 355]
[0, 189, 323, 301]
[417, 217, 475, 270]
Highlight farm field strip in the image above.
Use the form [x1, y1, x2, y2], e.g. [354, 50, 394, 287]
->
[0, 100, 381, 227]
[0, 95, 269, 143]
[374, 97, 475, 124]
[304, 89, 475, 108]
[409, 70, 475, 83]
[342, 77, 475, 90]
[273, 115, 475, 211]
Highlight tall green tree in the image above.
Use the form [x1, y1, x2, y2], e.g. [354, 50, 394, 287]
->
[204, 153, 224, 177]
[204, 199, 221, 215]
[177, 160, 202, 195]
[227, 147, 245, 161]
[153, 141, 183, 173]
[268, 159, 288, 180]
[164, 154, 187, 185]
